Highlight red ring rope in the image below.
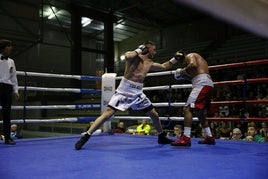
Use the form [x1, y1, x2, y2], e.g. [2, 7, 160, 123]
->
[208, 59, 268, 70]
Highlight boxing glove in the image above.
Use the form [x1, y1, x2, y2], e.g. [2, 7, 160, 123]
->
[135, 44, 148, 55]
[169, 51, 185, 64]
[174, 68, 184, 80]
[174, 51, 185, 61]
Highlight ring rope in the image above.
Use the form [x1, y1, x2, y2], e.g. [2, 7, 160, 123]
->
[143, 78, 268, 91]
[211, 99, 268, 105]
[0, 104, 101, 110]
[17, 86, 101, 94]
[0, 117, 97, 124]
[206, 117, 268, 121]
[208, 59, 268, 70]
[214, 78, 268, 86]
[6, 99, 267, 110]
[17, 71, 101, 81]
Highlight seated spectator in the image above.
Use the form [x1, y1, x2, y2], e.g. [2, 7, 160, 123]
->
[259, 122, 268, 141]
[230, 128, 243, 140]
[10, 124, 23, 139]
[1, 124, 23, 140]
[217, 121, 231, 140]
[113, 121, 126, 134]
[173, 125, 183, 138]
[243, 122, 265, 142]
[209, 121, 218, 138]
[136, 119, 151, 135]
[201, 128, 206, 138]
[233, 121, 247, 137]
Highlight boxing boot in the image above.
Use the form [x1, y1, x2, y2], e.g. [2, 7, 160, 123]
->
[198, 136, 215, 145]
[171, 135, 191, 146]
[75, 133, 91, 150]
[158, 132, 174, 144]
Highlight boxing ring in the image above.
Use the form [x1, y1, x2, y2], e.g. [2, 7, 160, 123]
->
[0, 134, 267, 179]
[0, 59, 267, 178]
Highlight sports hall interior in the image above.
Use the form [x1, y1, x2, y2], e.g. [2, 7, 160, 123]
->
[1, 0, 267, 137]
[1, 1, 268, 179]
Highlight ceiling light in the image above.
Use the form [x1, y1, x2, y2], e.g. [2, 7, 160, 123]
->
[47, 6, 58, 19]
[82, 17, 92, 27]
[115, 24, 124, 28]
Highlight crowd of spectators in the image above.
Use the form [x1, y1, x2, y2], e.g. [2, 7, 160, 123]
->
[111, 120, 267, 142]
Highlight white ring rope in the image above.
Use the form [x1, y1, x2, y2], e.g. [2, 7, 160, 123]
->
[17, 86, 101, 94]
[152, 102, 185, 107]
[17, 71, 101, 94]
[1, 117, 95, 124]
[3, 103, 183, 110]
[19, 86, 80, 93]
[1, 104, 101, 110]
[17, 71, 101, 81]
[0, 116, 198, 124]
[114, 116, 198, 121]
[115, 70, 176, 80]
[143, 84, 192, 90]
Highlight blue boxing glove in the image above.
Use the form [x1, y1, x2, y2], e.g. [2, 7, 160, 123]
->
[174, 68, 184, 80]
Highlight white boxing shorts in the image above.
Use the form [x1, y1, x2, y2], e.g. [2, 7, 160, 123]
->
[186, 74, 214, 109]
[108, 78, 153, 112]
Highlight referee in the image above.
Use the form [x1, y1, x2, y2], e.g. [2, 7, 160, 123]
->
[0, 39, 20, 145]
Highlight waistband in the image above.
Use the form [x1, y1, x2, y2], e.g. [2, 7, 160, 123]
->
[117, 78, 144, 96]
[191, 73, 214, 87]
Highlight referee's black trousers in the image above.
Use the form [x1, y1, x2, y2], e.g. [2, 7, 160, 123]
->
[0, 83, 13, 141]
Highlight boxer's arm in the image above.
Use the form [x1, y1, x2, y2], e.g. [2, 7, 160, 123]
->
[150, 60, 173, 71]
[124, 45, 148, 62]
[150, 51, 183, 71]
[181, 55, 197, 77]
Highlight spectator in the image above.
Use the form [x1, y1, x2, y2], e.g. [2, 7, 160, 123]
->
[10, 124, 23, 139]
[113, 121, 126, 134]
[233, 122, 247, 137]
[217, 121, 231, 140]
[258, 122, 268, 141]
[1, 124, 23, 140]
[209, 121, 218, 138]
[243, 122, 265, 142]
[172, 124, 183, 138]
[136, 119, 151, 135]
[230, 128, 242, 140]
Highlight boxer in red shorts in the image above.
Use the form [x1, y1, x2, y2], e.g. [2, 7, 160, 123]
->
[171, 52, 215, 146]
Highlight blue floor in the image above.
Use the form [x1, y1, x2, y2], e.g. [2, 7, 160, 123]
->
[0, 134, 267, 179]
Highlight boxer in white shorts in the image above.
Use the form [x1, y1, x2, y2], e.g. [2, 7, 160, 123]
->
[108, 77, 153, 112]
[75, 41, 184, 150]
[171, 52, 215, 146]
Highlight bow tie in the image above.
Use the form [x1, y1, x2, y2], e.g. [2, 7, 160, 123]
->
[1, 56, 8, 60]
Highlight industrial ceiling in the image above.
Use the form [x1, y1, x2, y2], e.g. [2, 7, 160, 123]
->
[1, 0, 268, 56]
